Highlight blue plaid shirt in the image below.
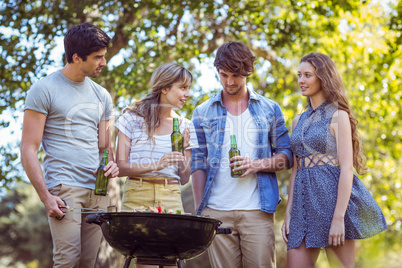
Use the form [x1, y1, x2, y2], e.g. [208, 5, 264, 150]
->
[191, 89, 293, 215]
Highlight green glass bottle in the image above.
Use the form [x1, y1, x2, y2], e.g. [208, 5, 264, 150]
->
[229, 135, 243, 178]
[171, 118, 183, 153]
[95, 150, 109, 196]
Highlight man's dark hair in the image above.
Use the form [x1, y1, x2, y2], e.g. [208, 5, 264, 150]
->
[64, 23, 111, 63]
[214, 41, 257, 77]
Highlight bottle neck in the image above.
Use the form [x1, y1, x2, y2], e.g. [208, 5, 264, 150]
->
[230, 136, 237, 149]
[173, 119, 179, 132]
[101, 153, 108, 166]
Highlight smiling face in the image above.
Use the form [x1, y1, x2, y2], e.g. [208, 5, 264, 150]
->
[161, 81, 191, 109]
[77, 48, 107, 78]
[218, 69, 247, 96]
[298, 61, 322, 98]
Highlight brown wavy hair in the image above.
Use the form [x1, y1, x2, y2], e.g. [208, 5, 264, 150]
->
[214, 41, 257, 76]
[124, 63, 193, 140]
[301, 52, 367, 174]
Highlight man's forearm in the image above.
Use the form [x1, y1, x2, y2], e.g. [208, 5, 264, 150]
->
[191, 169, 207, 211]
[260, 153, 290, 172]
[21, 149, 51, 202]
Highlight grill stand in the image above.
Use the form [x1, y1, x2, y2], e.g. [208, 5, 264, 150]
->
[123, 257, 183, 268]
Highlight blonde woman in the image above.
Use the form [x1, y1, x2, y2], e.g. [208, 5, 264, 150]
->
[281, 53, 387, 267]
[115, 63, 198, 218]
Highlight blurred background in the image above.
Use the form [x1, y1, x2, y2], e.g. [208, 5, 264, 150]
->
[0, 0, 400, 267]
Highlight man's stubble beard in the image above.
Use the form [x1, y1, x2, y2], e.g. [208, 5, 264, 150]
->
[223, 84, 243, 95]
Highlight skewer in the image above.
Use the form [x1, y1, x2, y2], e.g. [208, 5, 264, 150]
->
[59, 205, 107, 214]
[68, 207, 108, 213]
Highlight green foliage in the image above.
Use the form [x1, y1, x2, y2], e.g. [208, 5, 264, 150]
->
[0, 0, 401, 266]
[0, 181, 53, 267]
[0, 144, 21, 190]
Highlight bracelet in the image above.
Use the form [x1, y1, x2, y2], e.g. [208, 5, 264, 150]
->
[285, 210, 291, 215]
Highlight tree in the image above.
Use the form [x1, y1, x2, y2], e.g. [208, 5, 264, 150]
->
[0, 0, 364, 185]
[1, 0, 401, 267]
[0, 181, 53, 267]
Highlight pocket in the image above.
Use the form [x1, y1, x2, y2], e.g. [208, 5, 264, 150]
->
[167, 184, 181, 195]
[200, 119, 218, 142]
[48, 184, 62, 196]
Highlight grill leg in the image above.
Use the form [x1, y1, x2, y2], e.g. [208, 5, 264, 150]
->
[123, 257, 132, 268]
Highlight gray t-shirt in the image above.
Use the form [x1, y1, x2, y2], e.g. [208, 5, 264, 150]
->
[24, 70, 113, 190]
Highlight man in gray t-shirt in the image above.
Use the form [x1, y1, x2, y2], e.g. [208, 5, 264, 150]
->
[20, 23, 119, 267]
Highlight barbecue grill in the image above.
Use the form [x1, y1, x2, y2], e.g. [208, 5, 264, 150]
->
[86, 212, 232, 268]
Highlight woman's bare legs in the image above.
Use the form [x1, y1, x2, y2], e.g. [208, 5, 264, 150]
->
[287, 239, 321, 268]
[326, 239, 355, 268]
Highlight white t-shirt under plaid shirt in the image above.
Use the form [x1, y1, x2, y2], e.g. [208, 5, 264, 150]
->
[115, 112, 199, 182]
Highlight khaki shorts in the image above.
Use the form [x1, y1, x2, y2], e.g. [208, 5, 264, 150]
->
[121, 178, 184, 212]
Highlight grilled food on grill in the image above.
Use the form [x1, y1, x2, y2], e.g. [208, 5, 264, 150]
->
[133, 206, 182, 214]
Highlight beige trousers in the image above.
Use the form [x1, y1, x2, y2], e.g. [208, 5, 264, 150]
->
[202, 207, 276, 268]
[48, 184, 109, 268]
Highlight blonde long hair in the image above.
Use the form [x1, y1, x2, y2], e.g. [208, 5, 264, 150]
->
[125, 63, 193, 140]
[301, 53, 367, 174]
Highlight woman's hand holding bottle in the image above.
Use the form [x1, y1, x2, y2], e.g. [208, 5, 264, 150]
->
[156, 152, 185, 170]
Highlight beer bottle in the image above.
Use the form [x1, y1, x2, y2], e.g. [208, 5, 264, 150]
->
[229, 135, 242, 178]
[171, 117, 183, 153]
[95, 150, 109, 196]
